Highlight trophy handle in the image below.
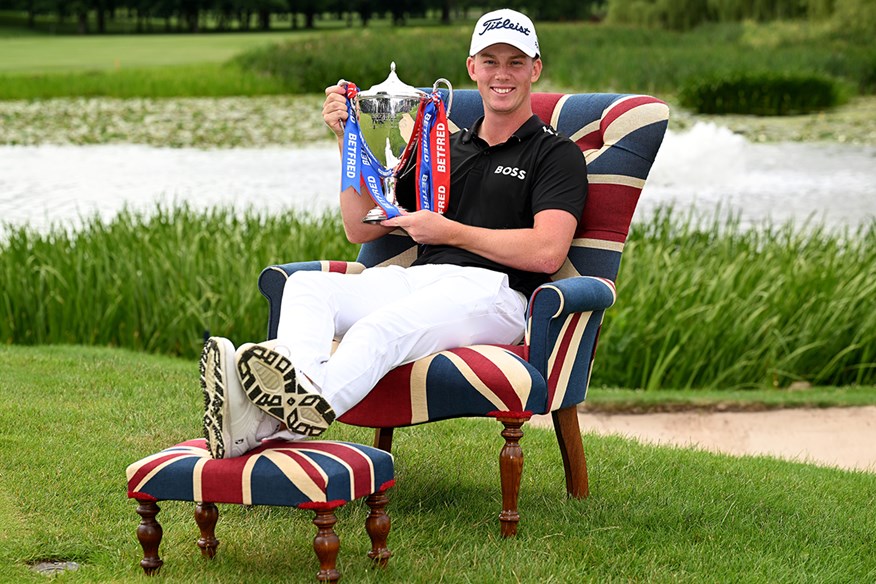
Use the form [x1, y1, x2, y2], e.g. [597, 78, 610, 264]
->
[432, 78, 453, 116]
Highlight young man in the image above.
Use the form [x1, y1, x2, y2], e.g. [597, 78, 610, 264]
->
[201, 8, 588, 459]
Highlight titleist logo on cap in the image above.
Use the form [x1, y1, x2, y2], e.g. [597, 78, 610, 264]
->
[478, 17, 531, 37]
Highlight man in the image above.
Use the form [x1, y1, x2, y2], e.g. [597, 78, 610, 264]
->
[201, 8, 588, 459]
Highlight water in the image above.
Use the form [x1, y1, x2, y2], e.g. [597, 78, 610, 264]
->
[641, 123, 876, 230]
[2, 123, 875, 232]
[0, 144, 342, 230]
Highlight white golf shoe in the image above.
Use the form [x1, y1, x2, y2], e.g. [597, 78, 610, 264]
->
[200, 336, 280, 459]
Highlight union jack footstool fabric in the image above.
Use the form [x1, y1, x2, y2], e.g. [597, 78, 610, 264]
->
[126, 439, 395, 582]
[127, 438, 395, 508]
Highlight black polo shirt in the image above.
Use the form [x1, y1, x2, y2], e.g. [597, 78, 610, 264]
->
[396, 114, 588, 298]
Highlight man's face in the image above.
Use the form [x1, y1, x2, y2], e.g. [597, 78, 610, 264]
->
[466, 43, 542, 117]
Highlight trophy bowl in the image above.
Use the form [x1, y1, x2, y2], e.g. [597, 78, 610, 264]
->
[346, 63, 452, 223]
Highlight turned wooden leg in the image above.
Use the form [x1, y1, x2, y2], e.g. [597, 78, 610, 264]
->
[497, 415, 531, 538]
[194, 502, 220, 558]
[552, 405, 590, 498]
[365, 490, 392, 566]
[312, 509, 341, 583]
[135, 499, 163, 575]
[373, 427, 394, 453]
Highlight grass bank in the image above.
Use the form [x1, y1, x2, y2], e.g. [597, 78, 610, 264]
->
[2, 205, 874, 390]
[0, 343, 874, 583]
[0, 20, 873, 100]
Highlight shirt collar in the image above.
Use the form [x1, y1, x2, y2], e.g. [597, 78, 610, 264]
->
[461, 114, 543, 145]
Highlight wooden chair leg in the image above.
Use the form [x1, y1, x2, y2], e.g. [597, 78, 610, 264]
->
[312, 509, 341, 583]
[365, 490, 392, 566]
[194, 502, 220, 558]
[373, 427, 394, 452]
[135, 499, 163, 575]
[552, 405, 590, 498]
[496, 415, 531, 538]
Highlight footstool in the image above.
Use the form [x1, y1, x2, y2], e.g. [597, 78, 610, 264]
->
[126, 438, 395, 582]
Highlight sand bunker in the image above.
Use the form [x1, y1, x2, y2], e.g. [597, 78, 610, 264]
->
[530, 406, 876, 472]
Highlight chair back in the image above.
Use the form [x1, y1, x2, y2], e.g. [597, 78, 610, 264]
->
[355, 90, 669, 288]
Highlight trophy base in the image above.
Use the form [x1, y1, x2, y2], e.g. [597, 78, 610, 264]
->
[362, 206, 406, 224]
[362, 208, 387, 224]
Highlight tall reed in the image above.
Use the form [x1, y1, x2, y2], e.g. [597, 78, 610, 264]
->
[0, 205, 357, 357]
[2, 205, 874, 389]
[598, 207, 876, 389]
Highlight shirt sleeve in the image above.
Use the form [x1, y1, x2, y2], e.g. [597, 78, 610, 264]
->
[529, 139, 588, 220]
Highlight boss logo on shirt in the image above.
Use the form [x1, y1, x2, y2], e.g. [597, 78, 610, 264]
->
[494, 165, 527, 180]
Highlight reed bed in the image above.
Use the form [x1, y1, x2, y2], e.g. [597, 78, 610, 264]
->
[0, 205, 357, 358]
[2, 205, 873, 390]
[598, 207, 876, 390]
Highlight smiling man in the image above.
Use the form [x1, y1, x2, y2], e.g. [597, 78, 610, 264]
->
[199, 8, 589, 459]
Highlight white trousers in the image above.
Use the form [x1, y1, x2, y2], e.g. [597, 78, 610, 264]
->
[275, 264, 527, 416]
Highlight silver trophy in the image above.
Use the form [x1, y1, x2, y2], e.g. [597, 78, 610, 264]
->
[345, 62, 453, 223]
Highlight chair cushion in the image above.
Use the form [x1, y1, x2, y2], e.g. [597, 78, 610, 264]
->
[126, 439, 394, 508]
[338, 345, 547, 428]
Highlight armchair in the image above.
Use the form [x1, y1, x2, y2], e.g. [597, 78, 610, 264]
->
[259, 91, 669, 536]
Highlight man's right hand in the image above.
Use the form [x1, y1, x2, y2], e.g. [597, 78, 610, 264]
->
[323, 84, 348, 139]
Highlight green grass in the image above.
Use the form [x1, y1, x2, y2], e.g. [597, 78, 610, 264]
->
[0, 343, 874, 583]
[0, 63, 288, 100]
[0, 30, 311, 73]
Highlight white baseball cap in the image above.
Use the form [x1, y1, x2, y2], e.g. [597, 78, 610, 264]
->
[469, 9, 540, 59]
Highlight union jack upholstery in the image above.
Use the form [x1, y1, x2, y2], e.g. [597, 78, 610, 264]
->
[258, 92, 669, 535]
[127, 438, 395, 508]
[126, 439, 394, 580]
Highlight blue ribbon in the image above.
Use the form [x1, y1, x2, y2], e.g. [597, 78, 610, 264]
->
[341, 89, 401, 220]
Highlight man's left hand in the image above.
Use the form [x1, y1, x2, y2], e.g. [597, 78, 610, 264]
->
[381, 210, 458, 246]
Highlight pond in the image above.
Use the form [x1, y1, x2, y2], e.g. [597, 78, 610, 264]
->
[2, 123, 875, 232]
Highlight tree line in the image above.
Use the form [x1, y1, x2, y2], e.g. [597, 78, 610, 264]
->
[4, 0, 871, 34]
[1, 0, 600, 34]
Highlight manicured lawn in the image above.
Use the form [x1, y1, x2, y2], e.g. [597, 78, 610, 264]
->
[1, 343, 874, 582]
[0, 30, 308, 73]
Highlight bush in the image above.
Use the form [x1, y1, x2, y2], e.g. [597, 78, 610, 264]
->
[234, 27, 472, 95]
[678, 71, 844, 115]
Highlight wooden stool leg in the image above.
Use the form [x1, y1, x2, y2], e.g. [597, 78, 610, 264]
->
[365, 490, 392, 566]
[497, 416, 530, 538]
[312, 509, 341, 583]
[195, 502, 220, 558]
[135, 499, 163, 575]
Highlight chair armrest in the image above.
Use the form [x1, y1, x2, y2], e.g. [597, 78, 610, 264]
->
[526, 276, 617, 410]
[258, 261, 366, 339]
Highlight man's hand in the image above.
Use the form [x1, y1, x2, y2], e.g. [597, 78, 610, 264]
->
[386, 208, 578, 275]
[381, 210, 459, 246]
[323, 84, 348, 139]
